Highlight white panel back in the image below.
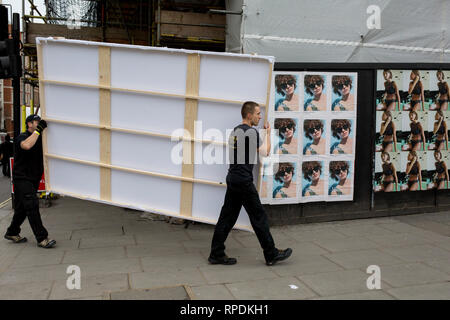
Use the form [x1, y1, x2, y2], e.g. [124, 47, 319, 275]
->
[111, 170, 181, 214]
[199, 55, 269, 103]
[42, 43, 99, 85]
[195, 101, 242, 141]
[47, 123, 100, 162]
[45, 84, 99, 124]
[111, 132, 182, 176]
[192, 184, 251, 229]
[110, 91, 185, 135]
[110, 48, 188, 94]
[194, 143, 228, 183]
[49, 158, 100, 199]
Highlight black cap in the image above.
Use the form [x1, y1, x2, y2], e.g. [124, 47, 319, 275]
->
[26, 114, 41, 123]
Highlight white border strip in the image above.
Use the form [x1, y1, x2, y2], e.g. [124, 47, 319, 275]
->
[243, 34, 450, 54]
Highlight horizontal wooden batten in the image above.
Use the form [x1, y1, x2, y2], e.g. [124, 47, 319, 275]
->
[41, 79, 266, 107]
[45, 153, 227, 187]
[44, 117, 228, 146]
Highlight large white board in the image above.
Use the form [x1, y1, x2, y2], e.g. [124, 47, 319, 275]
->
[37, 37, 274, 231]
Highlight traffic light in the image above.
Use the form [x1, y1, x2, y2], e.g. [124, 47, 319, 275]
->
[0, 5, 21, 79]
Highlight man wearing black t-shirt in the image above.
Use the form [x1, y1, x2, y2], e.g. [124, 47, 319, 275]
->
[4, 115, 56, 248]
[209, 101, 292, 266]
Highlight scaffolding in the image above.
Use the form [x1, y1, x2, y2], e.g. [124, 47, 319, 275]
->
[19, 0, 228, 129]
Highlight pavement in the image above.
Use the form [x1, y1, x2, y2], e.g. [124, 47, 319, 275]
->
[0, 195, 449, 300]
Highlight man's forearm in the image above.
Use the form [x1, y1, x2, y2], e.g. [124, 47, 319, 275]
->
[20, 132, 39, 150]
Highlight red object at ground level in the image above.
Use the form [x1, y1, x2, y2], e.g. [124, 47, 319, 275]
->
[9, 157, 46, 193]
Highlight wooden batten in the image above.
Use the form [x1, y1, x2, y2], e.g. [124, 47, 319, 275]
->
[98, 46, 112, 201]
[37, 44, 51, 191]
[180, 53, 200, 217]
[257, 62, 274, 193]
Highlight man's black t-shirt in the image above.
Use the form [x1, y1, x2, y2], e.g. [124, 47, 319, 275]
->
[227, 124, 262, 183]
[13, 131, 44, 183]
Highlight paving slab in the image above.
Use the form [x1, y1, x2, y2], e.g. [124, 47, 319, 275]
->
[75, 258, 142, 277]
[62, 246, 127, 264]
[126, 243, 187, 258]
[332, 224, 396, 237]
[365, 233, 434, 248]
[71, 227, 125, 239]
[380, 244, 450, 263]
[0, 263, 71, 285]
[311, 290, 395, 300]
[130, 268, 207, 289]
[284, 228, 349, 242]
[298, 269, 376, 297]
[135, 231, 190, 244]
[110, 287, 190, 300]
[377, 263, 450, 288]
[313, 237, 380, 253]
[226, 276, 317, 300]
[269, 254, 344, 277]
[79, 235, 136, 249]
[49, 273, 129, 300]
[0, 280, 53, 300]
[325, 249, 405, 269]
[199, 264, 279, 285]
[423, 259, 450, 275]
[11, 248, 65, 268]
[191, 284, 235, 300]
[387, 282, 450, 300]
[140, 252, 207, 273]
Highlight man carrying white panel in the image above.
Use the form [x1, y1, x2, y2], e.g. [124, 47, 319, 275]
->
[209, 101, 292, 266]
[4, 115, 56, 248]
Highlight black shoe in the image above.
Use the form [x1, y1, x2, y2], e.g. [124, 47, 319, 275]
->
[37, 238, 56, 248]
[266, 248, 292, 266]
[208, 255, 237, 265]
[4, 234, 28, 243]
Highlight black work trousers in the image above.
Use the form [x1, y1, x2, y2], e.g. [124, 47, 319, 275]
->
[210, 177, 277, 261]
[2, 160, 10, 177]
[6, 179, 48, 243]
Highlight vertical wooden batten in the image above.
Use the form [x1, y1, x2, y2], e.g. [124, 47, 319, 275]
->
[257, 62, 274, 193]
[99, 46, 111, 201]
[180, 53, 200, 217]
[37, 44, 51, 191]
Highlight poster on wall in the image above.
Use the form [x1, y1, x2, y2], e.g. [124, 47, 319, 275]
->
[261, 71, 358, 204]
[374, 69, 450, 192]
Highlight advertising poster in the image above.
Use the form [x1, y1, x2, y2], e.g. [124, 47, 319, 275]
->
[374, 69, 450, 192]
[263, 71, 357, 204]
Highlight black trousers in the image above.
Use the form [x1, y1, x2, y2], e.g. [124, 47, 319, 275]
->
[2, 160, 10, 177]
[210, 177, 277, 261]
[6, 179, 48, 243]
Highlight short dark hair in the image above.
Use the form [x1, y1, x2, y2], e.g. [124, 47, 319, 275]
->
[329, 161, 349, 180]
[274, 162, 295, 183]
[332, 75, 353, 95]
[304, 75, 324, 95]
[275, 74, 297, 95]
[331, 119, 351, 138]
[304, 119, 324, 139]
[302, 161, 322, 181]
[241, 101, 259, 119]
[274, 118, 296, 137]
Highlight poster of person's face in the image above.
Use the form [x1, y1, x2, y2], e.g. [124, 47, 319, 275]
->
[426, 150, 450, 190]
[331, 74, 356, 112]
[330, 119, 354, 155]
[374, 152, 401, 192]
[426, 110, 450, 151]
[273, 117, 299, 155]
[303, 119, 326, 155]
[427, 70, 450, 112]
[328, 160, 353, 196]
[303, 73, 328, 112]
[272, 162, 298, 200]
[400, 151, 427, 191]
[274, 74, 300, 112]
[375, 111, 401, 153]
[376, 69, 402, 111]
[302, 160, 325, 197]
[400, 110, 428, 152]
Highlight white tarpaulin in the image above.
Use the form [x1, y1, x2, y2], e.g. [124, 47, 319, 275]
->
[227, 0, 450, 62]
